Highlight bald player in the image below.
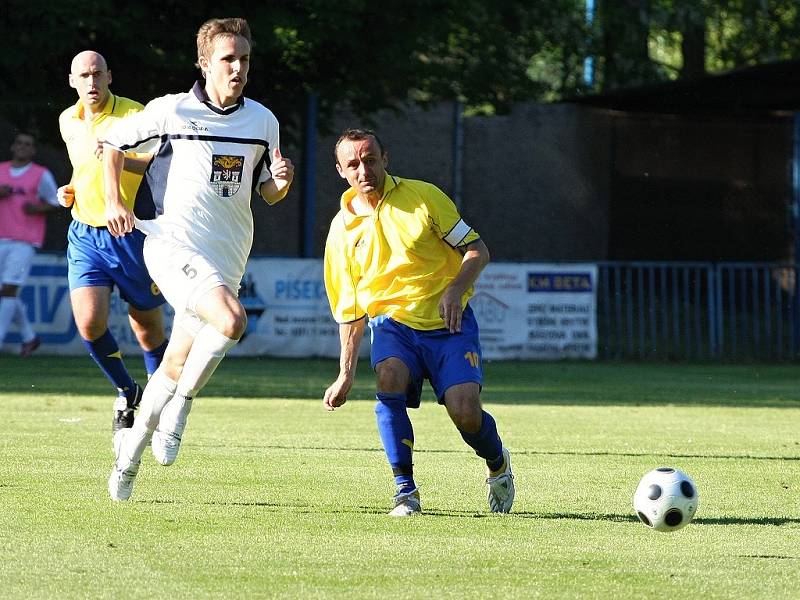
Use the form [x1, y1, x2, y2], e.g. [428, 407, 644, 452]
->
[59, 51, 167, 439]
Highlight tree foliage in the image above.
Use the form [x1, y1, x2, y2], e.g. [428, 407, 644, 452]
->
[1, 0, 799, 144]
[596, 0, 800, 90]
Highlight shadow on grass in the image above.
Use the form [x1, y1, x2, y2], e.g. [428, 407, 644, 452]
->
[202, 442, 800, 462]
[142, 498, 800, 528]
[3, 356, 800, 408]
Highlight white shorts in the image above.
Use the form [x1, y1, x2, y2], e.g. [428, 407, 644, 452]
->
[142, 235, 231, 318]
[0, 239, 36, 286]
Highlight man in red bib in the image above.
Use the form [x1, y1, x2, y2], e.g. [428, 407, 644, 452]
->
[0, 132, 61, 355]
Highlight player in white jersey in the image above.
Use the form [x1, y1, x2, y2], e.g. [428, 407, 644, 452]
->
[103, 17, 294, 501]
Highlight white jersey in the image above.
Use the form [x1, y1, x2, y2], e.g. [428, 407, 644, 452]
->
[104, 82, 278, 288]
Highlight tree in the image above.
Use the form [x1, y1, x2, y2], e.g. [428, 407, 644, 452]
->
[593, 0, 800, 91]
[2, 0, 800, 145]
[0, 0, 586, 143]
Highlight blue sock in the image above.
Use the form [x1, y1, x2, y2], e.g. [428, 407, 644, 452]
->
[143, 339, 168, 377]
[82, 329, 135, 396]
[459, 410, 504, 471]
[375, 392, 416, 494]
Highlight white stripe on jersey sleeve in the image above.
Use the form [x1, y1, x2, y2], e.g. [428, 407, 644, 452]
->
[443, 219, 473, 247]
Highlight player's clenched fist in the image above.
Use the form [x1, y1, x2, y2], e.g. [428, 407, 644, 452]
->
[323, 377, 350, 411]
[57, 184, 75, 208]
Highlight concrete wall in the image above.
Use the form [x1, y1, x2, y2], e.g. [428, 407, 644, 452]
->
[608, 112, 792, 261]
[288, 101, 613, 261]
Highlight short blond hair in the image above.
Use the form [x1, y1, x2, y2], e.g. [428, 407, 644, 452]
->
[196, 17, 252, 67]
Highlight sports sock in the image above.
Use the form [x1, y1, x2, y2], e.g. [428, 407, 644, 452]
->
[14, 298, 36, 342]
[156, 324, 237, 436]
[0, 297, 16, 343]
[142, 339, 168, 377]
[157, 395, 193, 441]
[82, 329, 135, 395]
[375, 392, 416, 494]
[459, 410, 504, 471]
[175, 324, 238, 397]
[121, 368, 178, 466]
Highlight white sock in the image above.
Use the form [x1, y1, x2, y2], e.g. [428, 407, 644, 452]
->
[14, 299, 35, 342]
[157, 395, 193, 440]
[122, 368, 178, 465]
[0, 297, 16, 343]
[157, 324, 237, 436]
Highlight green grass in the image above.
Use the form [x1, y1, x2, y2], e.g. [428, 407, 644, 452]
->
[1, 357, 799, 599]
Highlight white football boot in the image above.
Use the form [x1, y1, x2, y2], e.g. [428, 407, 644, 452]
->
[151, 428, 182, 466]
[108, 429, 140, 501]
[486, 447, 515, 513]
[389, 488, 422, 516]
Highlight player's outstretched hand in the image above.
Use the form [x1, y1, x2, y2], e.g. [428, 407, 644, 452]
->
[57, 185, 75, 208]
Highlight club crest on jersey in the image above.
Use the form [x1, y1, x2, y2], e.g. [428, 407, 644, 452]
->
[210, 154, 244, 197]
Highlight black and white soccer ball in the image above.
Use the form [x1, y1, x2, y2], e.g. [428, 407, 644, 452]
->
[633, 467, 699, 532]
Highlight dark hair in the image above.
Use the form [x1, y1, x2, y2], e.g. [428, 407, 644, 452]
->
[334, 128, 385, 164]
[12, 131, 35, 144]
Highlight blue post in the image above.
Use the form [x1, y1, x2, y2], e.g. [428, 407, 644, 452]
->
[451, 100, 464, 210]
[793, 113, 800, 355]
[302, 91, 318, 258]
[583, 0, 596, 88]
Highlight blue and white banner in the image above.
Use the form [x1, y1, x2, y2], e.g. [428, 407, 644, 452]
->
[472, 264, 598, 359]
[2, 255, 597, 360]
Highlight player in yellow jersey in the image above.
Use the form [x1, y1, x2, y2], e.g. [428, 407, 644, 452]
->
[58, 51, 167, 438]
[323, 129, 515, 515]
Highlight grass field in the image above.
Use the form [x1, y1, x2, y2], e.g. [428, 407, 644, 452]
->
[1, 356, 799, 599]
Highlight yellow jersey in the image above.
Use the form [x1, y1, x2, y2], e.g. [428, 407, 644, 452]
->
[58, 93, 145, 226]
[324, 174, 480, 330]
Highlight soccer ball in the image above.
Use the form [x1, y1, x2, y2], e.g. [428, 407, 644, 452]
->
[633, 467, 699, 532]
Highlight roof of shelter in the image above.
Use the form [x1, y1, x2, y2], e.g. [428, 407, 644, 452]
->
[567, 59, 800, 115]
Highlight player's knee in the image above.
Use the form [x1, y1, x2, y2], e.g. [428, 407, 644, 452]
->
[375, 359, 409, 393]
[214, 309, 247, 340]
[129, 309, 164, 342]
[78, 321, 108, 342]
[134, 328, 165, 349]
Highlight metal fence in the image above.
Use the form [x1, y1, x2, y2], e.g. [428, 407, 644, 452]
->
[597, 262, 800, 360]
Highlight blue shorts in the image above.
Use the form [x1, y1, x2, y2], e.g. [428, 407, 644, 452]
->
[369, 305, 483, 407]
[67, 220, 165, 311]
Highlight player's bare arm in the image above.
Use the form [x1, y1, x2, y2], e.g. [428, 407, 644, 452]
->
[94, 139, 152, 175]
[438, 239, 490, 333]
[323, 317, 367, 411]
[103, 145, 134, 237]
[122, 154, 152, 175]
[260, 147, 294, 205]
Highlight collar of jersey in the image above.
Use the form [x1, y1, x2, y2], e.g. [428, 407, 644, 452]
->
[192, 80, 244, 115]
[72, 93, 117, 120]
[340, 174, 399, 221]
